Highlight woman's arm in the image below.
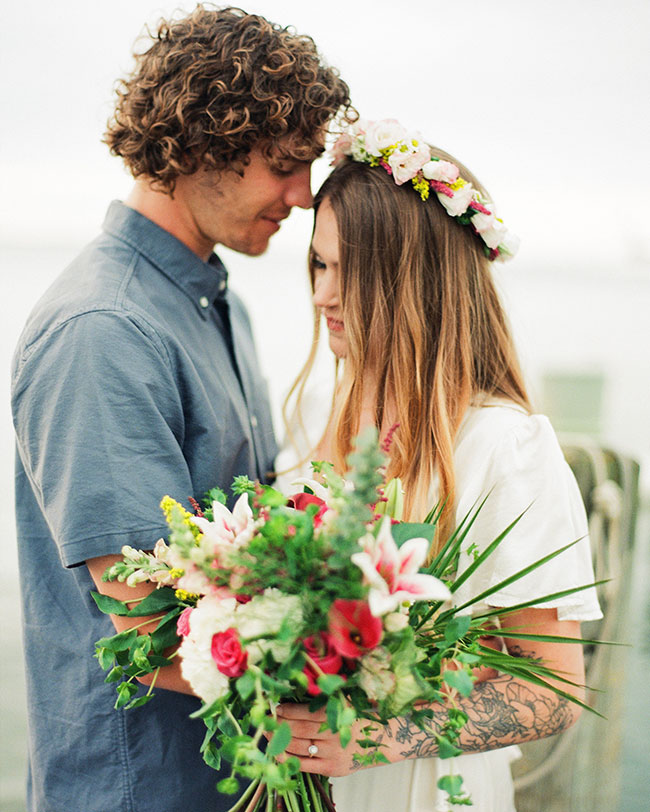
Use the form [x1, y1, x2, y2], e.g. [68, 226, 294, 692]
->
[277, 607, 586, 776]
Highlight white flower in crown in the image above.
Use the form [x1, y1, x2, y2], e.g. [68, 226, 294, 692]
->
[495, 230, 521, 260]
[387, 140, 432, 185]
[364, 119, 408, 156]
[437, 180, 476, 217]
[422, 159, 460, 184]
[477, 218, 508, 250]
[470, 206, 497, 235]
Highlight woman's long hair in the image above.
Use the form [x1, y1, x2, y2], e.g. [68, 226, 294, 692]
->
[284, 150, 531, 546]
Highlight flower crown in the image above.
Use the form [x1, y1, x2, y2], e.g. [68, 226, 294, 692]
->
[330, 119, 519, 262]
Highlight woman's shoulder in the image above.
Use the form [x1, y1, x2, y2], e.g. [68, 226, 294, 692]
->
[457, 397, 558, 463]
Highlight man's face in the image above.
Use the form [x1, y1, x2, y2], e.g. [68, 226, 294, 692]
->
[173, 144, 316, 259]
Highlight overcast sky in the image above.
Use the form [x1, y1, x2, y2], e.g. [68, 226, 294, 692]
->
[2, 0, 649, 271]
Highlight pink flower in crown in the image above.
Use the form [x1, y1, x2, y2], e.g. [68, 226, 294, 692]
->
[351, 517, 451, 616]
[422, 159, 460, 184]
[470, 207, 497, 235]
[330, 132, 354, 165]
[364, 119, 408, 157]
[387, 141, 432, 185]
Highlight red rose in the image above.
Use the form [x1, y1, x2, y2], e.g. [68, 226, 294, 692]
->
[211, 628, 248, 678]
[328, 599, 383, 659]
[302, 632, 344, 696]
[288, 492, 328, 527]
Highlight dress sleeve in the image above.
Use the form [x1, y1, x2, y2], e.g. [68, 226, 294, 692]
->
[452, 412, 602, 621]
[11, 309, 193, 567]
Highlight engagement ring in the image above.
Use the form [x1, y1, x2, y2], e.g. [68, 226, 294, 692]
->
[308, 743, 319, 757]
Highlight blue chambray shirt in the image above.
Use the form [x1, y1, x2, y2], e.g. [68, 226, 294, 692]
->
[11, 201, 277, 812]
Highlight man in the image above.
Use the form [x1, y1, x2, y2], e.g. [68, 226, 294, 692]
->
[10, 6, 353, 811]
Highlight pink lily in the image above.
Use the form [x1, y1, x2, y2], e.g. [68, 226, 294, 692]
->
[351, 517, 451, 616]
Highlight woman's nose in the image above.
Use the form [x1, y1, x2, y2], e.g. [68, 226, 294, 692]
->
[313, 267, 340, 308]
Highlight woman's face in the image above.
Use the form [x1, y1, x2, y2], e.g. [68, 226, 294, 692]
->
[311, 198, 348, 358]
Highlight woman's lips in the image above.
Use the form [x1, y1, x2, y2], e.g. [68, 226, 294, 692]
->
[326, 316, 344, 332]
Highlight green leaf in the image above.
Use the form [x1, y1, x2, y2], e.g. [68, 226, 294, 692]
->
[339, 725, 352, 749]
[443, 670, 474, 697]
[91, 592, 131, 616]
[438, 773, 465, 794]
[267, 722, 292, 757]
[391, 522, 436, 547]
[125, 587, 180, 617]
[235, 671, 257, 702]
[317, 674, 346, 695]
[104, 665, 124, 683]
[201, 740, 222, 771]
[326, 695, 340, 732]
[437, 737, 463, 759]
[216, 777, 240, 795]
[114, 681, 138, 709]
[444, 615, 471, 644]
[95, 647, 116, 670]
[218, 711, 241, 739]
[124, 694, 154, 710]
[96, 628, 138, 653]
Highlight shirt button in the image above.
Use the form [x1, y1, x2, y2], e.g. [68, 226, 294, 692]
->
[199, 296, 210, 308]
[218, 279, 227, 292]
[250, 415, 258, 428]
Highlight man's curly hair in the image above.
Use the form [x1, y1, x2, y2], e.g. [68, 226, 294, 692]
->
[104, 4, 355, 192]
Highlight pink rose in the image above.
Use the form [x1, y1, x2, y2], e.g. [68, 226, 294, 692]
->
[387, 144, 431, 185]
[328, 599, 383, 659]
[176, 606, 193, 637]
[422, 159, 459, 184]
[211, 628, 248, 677]
[302, 632, 344, 696]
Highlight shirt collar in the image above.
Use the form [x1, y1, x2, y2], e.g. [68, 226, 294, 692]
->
[102, 200, 229, 319]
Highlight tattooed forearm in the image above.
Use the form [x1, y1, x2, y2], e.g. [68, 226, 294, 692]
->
[396, 674, 573, 760]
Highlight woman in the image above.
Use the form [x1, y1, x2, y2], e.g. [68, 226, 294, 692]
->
[275, 120, 601, 811]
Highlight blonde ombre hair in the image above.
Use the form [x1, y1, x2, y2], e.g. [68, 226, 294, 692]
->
[284, 149, 531, 546]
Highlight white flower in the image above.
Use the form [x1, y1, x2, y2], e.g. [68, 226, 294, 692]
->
[470, 208, 497, 234]
[351, 517, 451, 616]
[178, 636, 230, 705]
[422, 159, 460, 184]
[437, 181, 475, 217]
[387, 142, 431, 185]
[364, 119, 408, 157]
[235, 588, 303, 664]
[190, 494, 255, 555]
[495, 229, 520, 260]
[177, 595, 239, 704]
[384, 611, 409, 633]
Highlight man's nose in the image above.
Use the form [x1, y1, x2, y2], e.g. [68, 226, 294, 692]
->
[285, 164, 314, 210]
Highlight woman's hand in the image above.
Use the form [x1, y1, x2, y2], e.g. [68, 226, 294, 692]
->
[276, 704, 380, 776]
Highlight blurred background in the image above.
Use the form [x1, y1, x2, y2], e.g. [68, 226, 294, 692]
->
[1, 1, 648, 809]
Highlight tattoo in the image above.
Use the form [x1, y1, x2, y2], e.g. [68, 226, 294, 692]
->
[397, 675, 573, 760]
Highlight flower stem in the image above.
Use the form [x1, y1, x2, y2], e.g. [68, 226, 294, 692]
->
[226, 778, 261, 812]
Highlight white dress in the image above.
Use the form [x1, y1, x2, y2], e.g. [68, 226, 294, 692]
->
[275, 391, 602, 812]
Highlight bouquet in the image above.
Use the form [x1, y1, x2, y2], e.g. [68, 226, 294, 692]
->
[93, 428, 601, 811]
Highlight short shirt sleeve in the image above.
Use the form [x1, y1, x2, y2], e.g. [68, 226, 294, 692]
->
[12, 309, 193, 567]
[451, 407, 602, 621]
